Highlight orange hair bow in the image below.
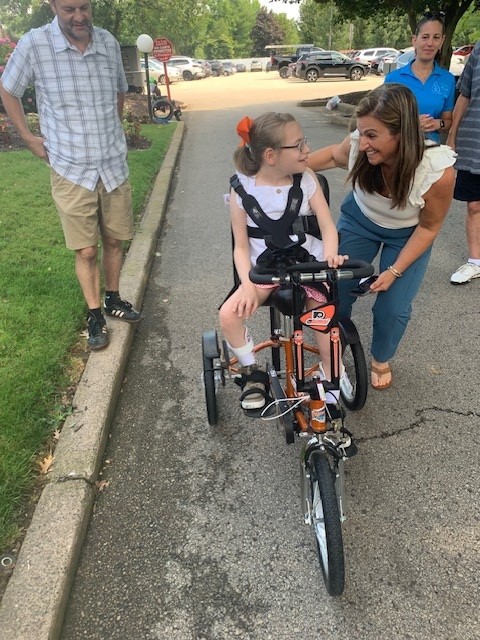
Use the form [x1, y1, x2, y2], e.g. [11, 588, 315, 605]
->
[236, 115, 254, 147]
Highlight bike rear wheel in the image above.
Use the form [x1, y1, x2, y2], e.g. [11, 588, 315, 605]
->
[202, 330, 220, 425]
[308, 449, 345, 596]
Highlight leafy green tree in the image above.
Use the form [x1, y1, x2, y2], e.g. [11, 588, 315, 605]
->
[454, 3, 480, 45]
[275, 13, 300, 44]
[250, 6, 286, 55]
[283, 0, 479, 66]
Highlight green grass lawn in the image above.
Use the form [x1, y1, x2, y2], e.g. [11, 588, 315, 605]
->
[0, 123, 176, 550]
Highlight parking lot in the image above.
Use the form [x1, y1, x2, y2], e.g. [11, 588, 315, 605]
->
[167, 68, 383, 111]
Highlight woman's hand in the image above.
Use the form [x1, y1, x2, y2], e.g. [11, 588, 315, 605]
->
[370, 269, 398, 292]
[231, 283, 260, 318]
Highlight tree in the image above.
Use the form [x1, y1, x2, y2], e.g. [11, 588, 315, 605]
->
[280, 0, 479, 66]
[250, 7, 286, 55]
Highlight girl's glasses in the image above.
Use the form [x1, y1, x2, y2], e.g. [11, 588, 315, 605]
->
[279, 137, 308, 152]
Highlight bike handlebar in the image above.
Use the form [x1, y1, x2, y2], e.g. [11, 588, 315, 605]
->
[249, 259, 374, 284]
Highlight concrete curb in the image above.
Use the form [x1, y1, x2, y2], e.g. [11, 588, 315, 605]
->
[299, 98, 355, 128]
[0, 121, 185, 640]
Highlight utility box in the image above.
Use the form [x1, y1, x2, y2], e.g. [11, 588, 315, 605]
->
[121, 45, 146, 93]
[382, 61, 395, 74]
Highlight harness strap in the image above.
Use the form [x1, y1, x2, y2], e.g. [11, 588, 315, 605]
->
[230, 173, 303, 248]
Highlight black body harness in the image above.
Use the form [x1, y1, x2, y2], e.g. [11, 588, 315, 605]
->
[230, 172, 316, 269]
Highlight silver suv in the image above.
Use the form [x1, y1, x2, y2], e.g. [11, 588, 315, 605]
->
[352, 48, 398, 66]
[168, 56, 206, 81]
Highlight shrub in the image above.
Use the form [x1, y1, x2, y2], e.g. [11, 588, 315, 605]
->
[0, 37, 37, 114]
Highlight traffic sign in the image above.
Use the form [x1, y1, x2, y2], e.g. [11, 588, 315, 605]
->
[153, 38, 173, 62]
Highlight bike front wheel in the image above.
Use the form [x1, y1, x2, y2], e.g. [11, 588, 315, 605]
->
[308, 449, 345, 596]
[340, 333, 368, 411]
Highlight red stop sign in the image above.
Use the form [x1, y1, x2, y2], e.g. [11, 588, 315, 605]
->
[153, 38, 173, 62]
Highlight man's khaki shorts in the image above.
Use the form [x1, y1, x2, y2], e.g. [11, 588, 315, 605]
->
[50, 171, 134, 250]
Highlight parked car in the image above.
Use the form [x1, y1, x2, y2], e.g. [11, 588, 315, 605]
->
[288, 53, 310, 77]
[352, 47, 399, 66]
[222, 61, 237, 75]
[250, 60, 263, 72]
[207, 60, 224, 77]
[195, 59, 211, 77]
[296, 50, 369, 82]
[377, 49, 406, 74]
[453, 45, 474, 58]
[236, 62, 247, 72]
[168, 56, 206, 81]
[139, 57, 182, 85]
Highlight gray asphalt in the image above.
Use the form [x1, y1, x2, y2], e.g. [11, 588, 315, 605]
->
[7, 100, 480, 640]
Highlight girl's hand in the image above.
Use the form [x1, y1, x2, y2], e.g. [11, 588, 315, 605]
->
[370, 269, 398, 292]
[231, 283, 259, 318]
[325, 254, 349, 268]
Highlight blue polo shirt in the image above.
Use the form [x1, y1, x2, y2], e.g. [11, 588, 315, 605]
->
[385, 60, 456, 143]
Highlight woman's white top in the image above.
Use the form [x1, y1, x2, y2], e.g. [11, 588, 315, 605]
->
[349, 129, 457, 229]
[230, 171, 324, 264]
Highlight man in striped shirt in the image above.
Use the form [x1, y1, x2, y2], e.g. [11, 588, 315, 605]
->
[0, 0, 143, 350]
[447, 42, 480, 285]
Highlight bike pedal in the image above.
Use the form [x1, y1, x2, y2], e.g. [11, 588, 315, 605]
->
[339, 439, 358, 458]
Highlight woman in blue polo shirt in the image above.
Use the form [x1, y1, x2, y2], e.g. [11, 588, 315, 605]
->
[385, 12, 455, 143]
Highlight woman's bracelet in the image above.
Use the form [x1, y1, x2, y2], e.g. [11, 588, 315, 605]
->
[387, 265, 402, 278]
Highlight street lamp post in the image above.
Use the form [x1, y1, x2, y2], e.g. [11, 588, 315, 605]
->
[136, 33, 154, 122]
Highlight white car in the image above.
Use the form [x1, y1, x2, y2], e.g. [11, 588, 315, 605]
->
[352, 47, 399, 66]
[168, 56, 206, 81]
[140, 58, 182, 84]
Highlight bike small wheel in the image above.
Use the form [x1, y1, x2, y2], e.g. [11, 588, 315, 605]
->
[152, 98, 174, 123]
[308, 449, 345, 596]
[202, 330, 220, 426]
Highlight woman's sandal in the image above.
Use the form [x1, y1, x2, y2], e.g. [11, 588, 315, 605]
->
[371, 363, 392, 390]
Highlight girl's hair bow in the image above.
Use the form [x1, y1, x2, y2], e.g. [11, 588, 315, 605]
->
[236, 115, 254, 147]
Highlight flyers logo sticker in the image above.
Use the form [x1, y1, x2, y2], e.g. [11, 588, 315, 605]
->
[300, 304, 335, 332]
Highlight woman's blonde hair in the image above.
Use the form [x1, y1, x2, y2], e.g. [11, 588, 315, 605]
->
[234, 112, 296, 175]
[349, 84, 424, 209]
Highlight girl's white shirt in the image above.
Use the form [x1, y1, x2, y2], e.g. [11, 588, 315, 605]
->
[226, 171, 324, 264]
[348, 129, 457, 229]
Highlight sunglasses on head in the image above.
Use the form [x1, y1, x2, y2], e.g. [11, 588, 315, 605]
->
[422, 10, 445, 20]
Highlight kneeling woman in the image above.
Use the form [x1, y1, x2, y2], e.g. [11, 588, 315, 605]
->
[307, 83, 456, 389]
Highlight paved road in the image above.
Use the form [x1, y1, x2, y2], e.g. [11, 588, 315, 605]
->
[60, 75, 480, 639]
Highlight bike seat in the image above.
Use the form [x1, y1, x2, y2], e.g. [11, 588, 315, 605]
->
[263, 286, 306, 317]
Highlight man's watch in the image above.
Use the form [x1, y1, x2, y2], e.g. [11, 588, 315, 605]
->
[439, 119, 445, 130]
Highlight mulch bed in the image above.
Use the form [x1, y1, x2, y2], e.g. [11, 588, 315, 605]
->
[0, 93, 153, 152]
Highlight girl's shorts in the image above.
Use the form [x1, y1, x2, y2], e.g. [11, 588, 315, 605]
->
[257, 283, 327, 304]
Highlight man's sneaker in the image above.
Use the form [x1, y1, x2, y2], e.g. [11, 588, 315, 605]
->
[450, 262, 480, 284]
[87, 314, 109, 350]
[103, 299, 143, 323]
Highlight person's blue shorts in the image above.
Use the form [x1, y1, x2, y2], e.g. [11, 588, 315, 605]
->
[454, 170, 480, 202]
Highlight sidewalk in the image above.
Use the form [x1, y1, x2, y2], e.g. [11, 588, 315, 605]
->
[0, 121, 185, 640]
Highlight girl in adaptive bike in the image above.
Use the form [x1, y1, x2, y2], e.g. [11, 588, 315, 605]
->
[219, 112, 347, 412]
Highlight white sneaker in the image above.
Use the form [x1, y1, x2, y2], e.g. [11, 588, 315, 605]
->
[450, 262, 480, 284]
